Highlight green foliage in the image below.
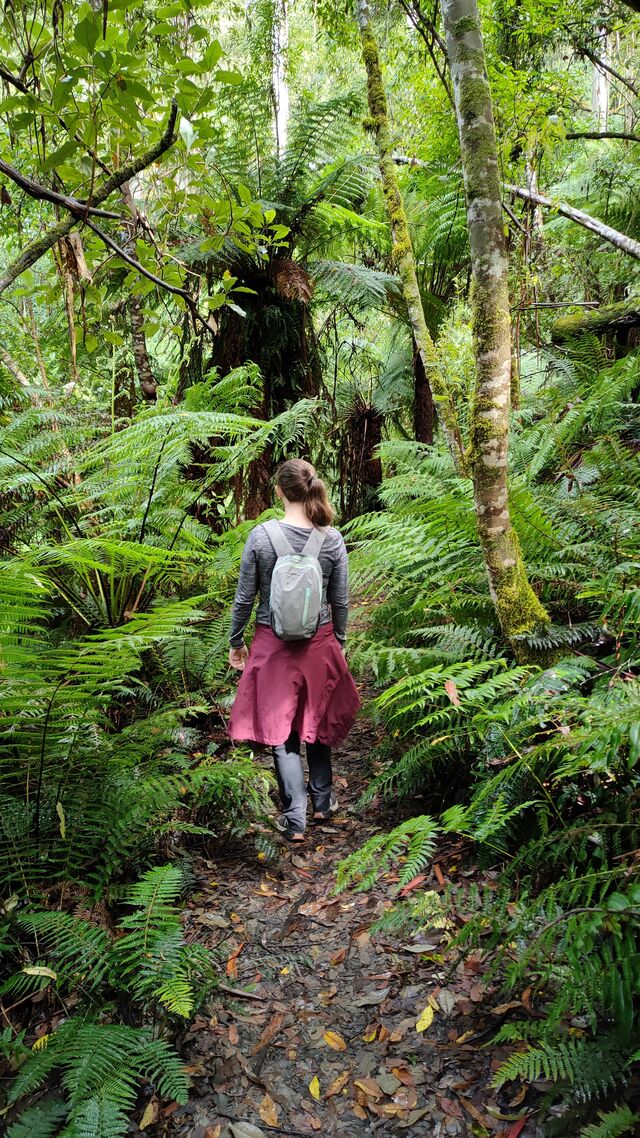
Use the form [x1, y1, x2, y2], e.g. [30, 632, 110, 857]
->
[580, 1105, 640, 1138]
[341, 337, 640, 1120]
[336, 815, 440, 892]
[3, 864, 214, 1135]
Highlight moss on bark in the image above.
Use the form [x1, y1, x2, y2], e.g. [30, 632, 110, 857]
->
[356, 0, 466, 474]
[442, 0, 549, 648]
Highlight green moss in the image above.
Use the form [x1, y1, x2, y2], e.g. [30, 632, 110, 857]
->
[455, 44, 485, 67]
[452, 15, 478, 36]
[458, 76, 490, 123]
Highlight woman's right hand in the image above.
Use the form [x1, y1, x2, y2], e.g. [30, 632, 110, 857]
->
[229, 645, 248, 671]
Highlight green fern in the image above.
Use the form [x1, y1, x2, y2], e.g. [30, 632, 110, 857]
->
[580, 1105, 640, 1138]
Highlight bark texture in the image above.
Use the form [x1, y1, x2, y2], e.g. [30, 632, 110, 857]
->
[130, 296, 158, 400]
[356, 0, 464, 472]
[441, 0, 548, 642]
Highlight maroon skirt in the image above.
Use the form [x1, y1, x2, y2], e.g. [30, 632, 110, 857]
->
[228, 623, 361, 747]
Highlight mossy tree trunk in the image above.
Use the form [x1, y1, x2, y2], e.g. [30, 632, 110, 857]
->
[355, 0, 465, 473]
[441, 0, 548, 642]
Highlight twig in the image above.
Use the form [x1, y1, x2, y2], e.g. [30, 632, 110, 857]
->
[217, 983, 268, 1001]
[82, 216, 211, 329]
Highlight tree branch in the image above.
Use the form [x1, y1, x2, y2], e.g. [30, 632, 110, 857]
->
[0, 100, 178, 296]
[565, 130, 640, 143]
[505, 182, 640, 261]
[0, 157, 122, 219]
[82, 215, 212, 330]
[573, 41, 639, 99]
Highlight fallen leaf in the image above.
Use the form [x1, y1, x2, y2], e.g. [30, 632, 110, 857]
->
[433, 863, 446, 886]
[393, 1086, 418, 1110]
[226, 942, 245, 979]
[291, 853, 306, 868]
[351, 1103, 368, 1120]
[391, 1066, 416, 1087]
[140, 1097, 159, 1130]
[308, 1076, 321, 1101]
[22, 965, 57, 980]
[228, 1024, 239, 1046]
[507, 1121, 528, 1138]
[258, 1094, 279, 1127]
[437, 989, 456, 1016]
[401, 943, 438, 954]
[389, 1017, 414, 1041]
[353, 987, 390, 1006]
[323, 1029, 347, 1051]
[249, 1012, 284, 1055]
[362, 1023, 378, 1042]
[459, 1097, 492, 1126]
[330, 947, 347, 965]
[416, 1004, 435, 1032]
[229, 1125, 267, 1138]
[399, 874, 428, 896]
[325, 1070, 351, 1098]
[353, 1077, 383, 1100]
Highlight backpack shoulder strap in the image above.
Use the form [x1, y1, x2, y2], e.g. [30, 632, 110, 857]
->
[302, 527, 327, 559]
[263, 519, 294, 558]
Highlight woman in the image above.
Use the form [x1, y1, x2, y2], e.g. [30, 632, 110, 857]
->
[228, 459, 361, 842]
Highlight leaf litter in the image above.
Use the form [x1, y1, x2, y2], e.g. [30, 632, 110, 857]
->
[146, 713, 539, 1138]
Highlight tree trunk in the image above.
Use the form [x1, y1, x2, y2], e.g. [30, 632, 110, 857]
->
[355, 0, 465, 473]
[413, 340, 434, 444]
[130, 296, 158, 400]
[441, 0, 548, 642]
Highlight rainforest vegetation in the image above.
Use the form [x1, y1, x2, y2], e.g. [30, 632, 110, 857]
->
[1, 0, 639, 1134]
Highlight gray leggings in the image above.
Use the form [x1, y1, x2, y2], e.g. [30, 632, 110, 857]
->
[272, 730, 332, 833]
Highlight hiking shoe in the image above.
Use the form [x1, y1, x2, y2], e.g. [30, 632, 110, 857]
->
[311, 790, 339, 823]
[274, 815, 305, 842]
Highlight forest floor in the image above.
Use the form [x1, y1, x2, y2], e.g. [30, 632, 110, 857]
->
[154, 711, 538, 1138]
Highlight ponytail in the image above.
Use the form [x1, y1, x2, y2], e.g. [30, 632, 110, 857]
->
[304, 475, 334, 526]
[275, 459, 335, 526]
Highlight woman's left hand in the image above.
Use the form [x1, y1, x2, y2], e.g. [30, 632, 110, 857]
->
[229, 645, 248, 671]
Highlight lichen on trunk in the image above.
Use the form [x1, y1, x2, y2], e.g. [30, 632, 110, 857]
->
[355, 0, 465, 473]
[441, 0, 548, 645]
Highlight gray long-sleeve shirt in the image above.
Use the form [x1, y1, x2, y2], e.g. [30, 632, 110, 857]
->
[229, 522, 349, 648]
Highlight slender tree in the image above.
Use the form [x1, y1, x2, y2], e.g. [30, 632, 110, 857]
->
[440, 0, 548, 641]
[355, 0, 465, 471]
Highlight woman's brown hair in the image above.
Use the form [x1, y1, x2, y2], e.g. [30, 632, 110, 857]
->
[275, 459, 335, 527]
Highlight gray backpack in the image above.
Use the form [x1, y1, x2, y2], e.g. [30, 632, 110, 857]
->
[263, 520, 327, 641]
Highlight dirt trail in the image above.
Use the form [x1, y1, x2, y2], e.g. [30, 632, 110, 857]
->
[162, 714, 531, 1138]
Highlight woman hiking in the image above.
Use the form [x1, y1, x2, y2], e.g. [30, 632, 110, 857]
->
[227, 459, 361, 842]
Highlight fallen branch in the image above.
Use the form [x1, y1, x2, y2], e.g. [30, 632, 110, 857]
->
[0, 100, 178, 295]
[505, 183, 640, 261]
[550, 297, 640, 343]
